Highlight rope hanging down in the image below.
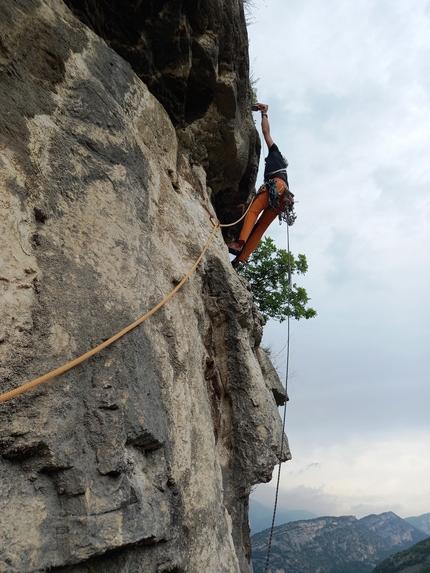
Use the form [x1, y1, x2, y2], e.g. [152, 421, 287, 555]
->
[264, 223, 292, 573]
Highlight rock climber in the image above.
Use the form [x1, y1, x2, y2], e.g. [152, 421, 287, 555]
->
[230, 104, 295, 268]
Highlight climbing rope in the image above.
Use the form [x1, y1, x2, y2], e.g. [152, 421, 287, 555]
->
[206, 195, 254, 230]
[0, 193, 262, 407]
[264, 223, 292, 573]
[253, 106, 294, 571]
[0, 220, 221, 405]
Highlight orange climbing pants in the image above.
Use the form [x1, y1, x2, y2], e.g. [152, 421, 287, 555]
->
[237, 178, 287, 262]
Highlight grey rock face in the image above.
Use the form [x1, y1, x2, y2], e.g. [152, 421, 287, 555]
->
[64, 0, 261, 204]
[256, 348, 288, 407]
[0, 1, 289, 572]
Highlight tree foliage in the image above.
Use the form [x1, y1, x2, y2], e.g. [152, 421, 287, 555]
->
[237, 237, 317, 324]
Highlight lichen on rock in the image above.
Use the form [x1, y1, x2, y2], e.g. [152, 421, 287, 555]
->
[0, 1, 290, 571]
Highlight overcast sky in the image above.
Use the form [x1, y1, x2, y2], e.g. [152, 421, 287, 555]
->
[247, 0, 430, 519]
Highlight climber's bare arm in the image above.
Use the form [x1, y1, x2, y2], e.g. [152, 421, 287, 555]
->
[261, 104, 274, 149]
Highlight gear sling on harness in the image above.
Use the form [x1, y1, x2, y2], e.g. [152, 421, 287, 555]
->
[267, 179, 280, 208]
[259, 179, 296, 225]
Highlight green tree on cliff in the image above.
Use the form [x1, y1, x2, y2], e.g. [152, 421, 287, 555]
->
[237, 237, 317, 324]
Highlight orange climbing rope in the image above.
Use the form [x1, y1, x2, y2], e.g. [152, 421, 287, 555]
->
[216, 197, 254, 228]
[0, 220, 221, 405]
[0, 196, 256, 406]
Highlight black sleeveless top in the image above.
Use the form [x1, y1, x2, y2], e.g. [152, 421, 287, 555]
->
[264, 143, 289, 186]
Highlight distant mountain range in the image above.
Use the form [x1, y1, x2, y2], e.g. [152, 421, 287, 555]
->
[404, 514, 430, 536]
[250, 499, 430, 537]
[372, 536, 430, 573]
[251, 511, 429, 573]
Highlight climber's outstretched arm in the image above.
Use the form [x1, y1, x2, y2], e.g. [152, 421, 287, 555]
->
[260, 104, 274, 149]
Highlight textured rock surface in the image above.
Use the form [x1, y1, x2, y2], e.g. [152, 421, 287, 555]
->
[0, 1, 289, 572]
[257, 348, 289, 407]
[63, 0, 261, 207]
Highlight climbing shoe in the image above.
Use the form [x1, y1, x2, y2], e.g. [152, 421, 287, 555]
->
[228, 240, 245, 255]
[231, 257, 241, 270]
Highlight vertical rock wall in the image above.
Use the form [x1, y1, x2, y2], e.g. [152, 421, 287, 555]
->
[0, 1, 290, 571]
[63, 0, 261, 202]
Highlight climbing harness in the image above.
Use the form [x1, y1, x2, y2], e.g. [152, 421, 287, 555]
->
[264, 222, 292, 573]
[254, 180, 297, 226]
[265, 166, 288, 178]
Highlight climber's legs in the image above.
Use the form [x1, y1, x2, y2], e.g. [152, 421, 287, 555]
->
[229, 191, 269, 252]
[238, 190, 269, 244]
[238, 207, 279, 262]
[230, 179, 287, 265]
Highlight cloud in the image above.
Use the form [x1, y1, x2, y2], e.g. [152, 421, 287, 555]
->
[252, 483, 340, 517]
[247, 0, 430, 518]
[253, 433, 430, 518]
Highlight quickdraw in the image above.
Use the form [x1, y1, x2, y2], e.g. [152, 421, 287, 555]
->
[279, 201, 297, 226]
[267, 179, 279, 209]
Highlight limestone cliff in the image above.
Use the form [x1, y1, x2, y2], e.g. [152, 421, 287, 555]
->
[0, 1, 290, 572]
